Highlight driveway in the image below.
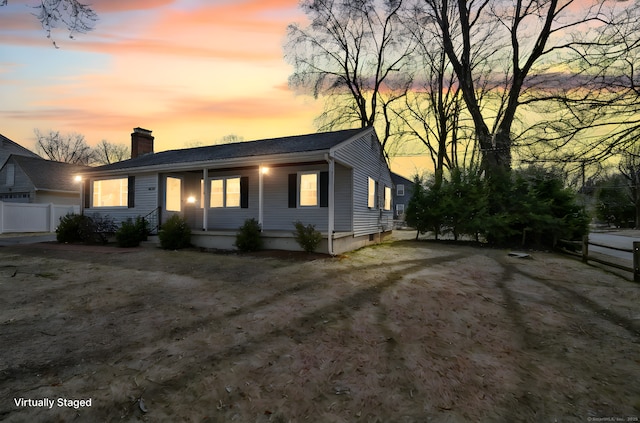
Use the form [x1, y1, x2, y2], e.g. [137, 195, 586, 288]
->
[589, 231, 640, 263]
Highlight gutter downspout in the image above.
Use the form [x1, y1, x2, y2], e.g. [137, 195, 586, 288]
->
[325, 153, 335, 256]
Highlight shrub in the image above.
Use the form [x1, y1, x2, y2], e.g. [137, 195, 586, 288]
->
[159, 214, 191, 250]
[56, 213, 116, 244]
[235, 218, 263, 252]
[293, 221, 322, 253]
[56, 214, 85, 243]
[115, 217, 149, 248]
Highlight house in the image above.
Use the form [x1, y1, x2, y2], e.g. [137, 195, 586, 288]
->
[391, 172, 414, 224]
[0, 133, 40, 167]
[79, 127, 394, 254]
[0, 154, 89, 205]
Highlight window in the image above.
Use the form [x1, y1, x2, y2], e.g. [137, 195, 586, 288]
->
[299, 172, 318, 207]
[210, 177, 244, 208]
[397, 184, 405, 196]
[368, 177, 376, 208]
[396, 204, 405, 215]
[226, 177, 241, 207]
[210, 179, 224, 208]
[166, 177, 182, 212]
[93, 178, 128, 207]
[384, 186, 391, 211]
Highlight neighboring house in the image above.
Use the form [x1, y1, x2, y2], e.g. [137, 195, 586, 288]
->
[391, 172, 414, 223]
[0, 133, 40, 167]
[80, 127, 394, 254]
[0, 155, 89, 205]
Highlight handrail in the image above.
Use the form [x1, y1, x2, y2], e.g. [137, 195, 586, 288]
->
[143, 207, 161, 234]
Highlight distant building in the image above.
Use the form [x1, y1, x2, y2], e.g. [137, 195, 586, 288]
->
[0, 133, 40, 167]
[0, 155, 89, 205]
[391, 172, 414, 223]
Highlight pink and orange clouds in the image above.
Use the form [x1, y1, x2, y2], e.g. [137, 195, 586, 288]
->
[0, 0, 320, 152]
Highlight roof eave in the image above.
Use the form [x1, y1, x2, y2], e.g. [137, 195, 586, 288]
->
[79, 150, 331, 177]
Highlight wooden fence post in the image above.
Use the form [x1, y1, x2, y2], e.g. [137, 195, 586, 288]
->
[634, 241, 640, 283]
[582, 235, 589, 264]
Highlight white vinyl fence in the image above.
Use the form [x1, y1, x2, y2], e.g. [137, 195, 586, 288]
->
[0, 201, 79, 234]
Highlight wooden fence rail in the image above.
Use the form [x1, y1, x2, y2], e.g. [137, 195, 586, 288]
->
[571, 235, 640, 282]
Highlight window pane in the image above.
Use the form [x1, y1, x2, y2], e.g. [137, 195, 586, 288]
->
[210, 179, 224, 208]
[166, 177, 181, 212]
[93, 178, 128, 207]
[397, 184, 404, 196]
[384, 186, 391, 210]
[300, 173, 318, 206]
[368, 177, 375, 208]
[226, 177, 240, 207]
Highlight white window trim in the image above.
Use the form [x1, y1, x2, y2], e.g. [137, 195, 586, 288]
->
[384, 186, 391, 211]
[298, 171, 319, 208]
[396, 204, 405, 214]
[397, 184, 405, 196]
[166, 176, 183, 212]
[225, 176, 241, 208]
[92, 177, 129, 208]
[368, 177, 376, 209]
[209, 176, 242, 208]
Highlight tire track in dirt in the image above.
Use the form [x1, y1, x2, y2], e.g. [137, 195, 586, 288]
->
[492, 252, 640, 421]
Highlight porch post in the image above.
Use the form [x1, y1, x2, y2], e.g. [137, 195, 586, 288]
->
[259, 165, 264, 230]
[202, 168, 208, 231]
[328, 156, 335, 255]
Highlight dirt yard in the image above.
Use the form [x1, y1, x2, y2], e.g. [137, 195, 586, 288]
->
[1, 237, 639, 422]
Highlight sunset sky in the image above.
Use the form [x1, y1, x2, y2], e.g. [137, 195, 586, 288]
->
[0, 1, 326, 151]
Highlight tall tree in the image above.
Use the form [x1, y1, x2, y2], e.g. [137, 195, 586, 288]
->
[1, 0, 97, 45]
[92, 140, 130, 165]
[35, 129, 93, 165]
[396, 5, 474, 187]
[419, 0, 609, 178]
[285, 0, 415, 155]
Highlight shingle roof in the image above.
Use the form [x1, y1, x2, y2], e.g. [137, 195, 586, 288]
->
[11, 155, 90, 192]
[0, 134, 39, 164]
[90, 128, 367, 172]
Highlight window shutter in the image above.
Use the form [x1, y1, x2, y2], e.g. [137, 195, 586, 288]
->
[240, 176, 249, 208]
[319, 171, 329, 208]
[84, 179, 90, 209]
[288, 174, 297, 208]
[128, 176, 135, 208]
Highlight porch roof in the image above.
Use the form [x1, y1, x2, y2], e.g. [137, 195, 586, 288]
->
[86, 128, 366, 174]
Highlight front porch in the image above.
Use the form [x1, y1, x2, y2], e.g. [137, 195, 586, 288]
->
[186, 229, 392, 255]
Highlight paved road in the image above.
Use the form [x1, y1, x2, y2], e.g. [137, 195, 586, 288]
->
[588, 232, 640, 263]
[0, 233, 56, 247]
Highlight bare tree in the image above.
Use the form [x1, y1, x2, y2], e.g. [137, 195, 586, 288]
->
[395, 5, 478, 187]
[35, 129, 93, 165]
[1, 0, 97, 46]
[285, 0, 416, 155]
[419, 0, 610, 178]
[92, 140, 130, 165]
[523, 3, 640, 170]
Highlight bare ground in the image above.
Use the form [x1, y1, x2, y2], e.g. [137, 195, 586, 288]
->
[0, 238, 639, 422]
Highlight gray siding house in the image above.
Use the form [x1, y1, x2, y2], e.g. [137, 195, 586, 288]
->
[79, 127, 394, 254]
[0, 155, 88, 205]
[391, 172, 414, 224]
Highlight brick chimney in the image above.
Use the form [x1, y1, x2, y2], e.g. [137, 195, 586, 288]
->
[131, 127, 154, 158]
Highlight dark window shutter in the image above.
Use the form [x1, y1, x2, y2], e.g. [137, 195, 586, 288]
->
[288, 174, 297, 208]
[240, 176, 249, 208]
[128, 176, 135, 208]
[319, 171, 329, 208]
[84, 179, 90, 209]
